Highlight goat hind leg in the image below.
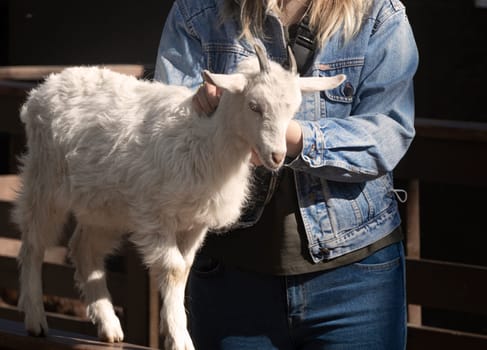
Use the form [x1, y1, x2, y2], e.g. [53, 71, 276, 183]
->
[18, 241, 48, 336]
[69, 224, 124, 342]
[15, 201, 68, 336]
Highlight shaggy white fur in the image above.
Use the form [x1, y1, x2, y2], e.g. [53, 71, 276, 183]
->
[12, 45, 345, 350]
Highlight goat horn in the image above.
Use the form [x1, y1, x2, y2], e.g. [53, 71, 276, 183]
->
[287, 45, 298, 75]
[254, 44, 270, 74]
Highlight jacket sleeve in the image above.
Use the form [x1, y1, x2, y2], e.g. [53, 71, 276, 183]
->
[154, 1, 204, 88]
[288, 9, 419, 182]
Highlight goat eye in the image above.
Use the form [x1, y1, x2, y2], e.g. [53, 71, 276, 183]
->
[248, 101, 262, 114]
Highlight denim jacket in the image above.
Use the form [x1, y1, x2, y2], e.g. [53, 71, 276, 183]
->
[155, 0, 418, 263]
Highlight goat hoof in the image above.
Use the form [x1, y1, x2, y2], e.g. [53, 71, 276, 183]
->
[26, 327, 47, 337]
[98, 328, 124, 343]
[25, 316, 48, 337]
[27, 328, 46, 337]
[97, 317, 124, 343]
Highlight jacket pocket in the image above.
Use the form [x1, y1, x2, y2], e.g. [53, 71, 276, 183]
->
[325, 174, 394, 234]
[362, 173, 396, 219]
[315, 57, 365, 117]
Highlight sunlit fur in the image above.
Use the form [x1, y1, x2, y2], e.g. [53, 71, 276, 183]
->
[13, 52, 344, 349]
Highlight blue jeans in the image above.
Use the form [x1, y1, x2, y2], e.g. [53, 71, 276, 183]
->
[187, 242, 406, 350]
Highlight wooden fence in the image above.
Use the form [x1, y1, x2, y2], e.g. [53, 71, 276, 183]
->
[1, 67, 487, 348]
[395, 118, 487, 349]
[0, 67, 160, 349]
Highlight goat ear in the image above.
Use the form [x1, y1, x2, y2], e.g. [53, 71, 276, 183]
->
[202, 70, 247, 93]
[298, 74, 347, 92]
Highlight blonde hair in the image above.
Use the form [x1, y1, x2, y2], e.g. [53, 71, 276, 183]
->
[224, 0, 371, 47]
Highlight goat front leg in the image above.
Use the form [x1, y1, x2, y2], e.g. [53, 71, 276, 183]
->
[131, 228, 206, 350]
[155, 257, 193, 350]
[69, 224, 124, 342]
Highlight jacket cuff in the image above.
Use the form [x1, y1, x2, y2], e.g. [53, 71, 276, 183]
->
[287, 120, 325, 170]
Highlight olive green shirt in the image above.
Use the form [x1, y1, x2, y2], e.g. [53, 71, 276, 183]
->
[202, 167, 403, 275]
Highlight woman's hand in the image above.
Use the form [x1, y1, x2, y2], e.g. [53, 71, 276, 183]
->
[192, 81, 222, 116]
[192, 81, 303, 165]
[286, 120, 303, 159]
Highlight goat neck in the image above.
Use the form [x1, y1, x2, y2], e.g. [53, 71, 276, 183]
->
[204, 91, 253, 169]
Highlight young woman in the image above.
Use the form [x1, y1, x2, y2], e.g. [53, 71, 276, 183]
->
[155, 0, 418, 349]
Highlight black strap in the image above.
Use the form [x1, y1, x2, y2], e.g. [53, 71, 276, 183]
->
[288, 14, 316, 75]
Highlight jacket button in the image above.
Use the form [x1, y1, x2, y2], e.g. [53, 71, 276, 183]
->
[343, 82, 354, 97]
[321, 247, 330, 255]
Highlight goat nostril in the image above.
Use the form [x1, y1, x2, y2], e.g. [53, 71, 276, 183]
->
[272, 152, 285, 165]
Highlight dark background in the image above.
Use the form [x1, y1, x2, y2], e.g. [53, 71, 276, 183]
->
[0, 0, 171, 69]
[1, 0, 486, 335]
[2, 0, 486, 121]
[402, 0, 487, 334]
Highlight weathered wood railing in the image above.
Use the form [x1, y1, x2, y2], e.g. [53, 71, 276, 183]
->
[0, 66, 160, 349]
[2, 67, 487, 348]
[0, 318, 155, 350]
[395, 118, 487, 349]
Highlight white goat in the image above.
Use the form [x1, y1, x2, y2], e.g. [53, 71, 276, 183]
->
[12, 45, 345, 350]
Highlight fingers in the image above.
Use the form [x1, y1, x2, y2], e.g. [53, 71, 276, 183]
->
[192, 82, 221, 116]
[285, 120, 303, 158]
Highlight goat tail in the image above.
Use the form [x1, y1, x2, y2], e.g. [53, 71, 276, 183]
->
[13, 98, 69, 250]
[12, 151, 70, 250]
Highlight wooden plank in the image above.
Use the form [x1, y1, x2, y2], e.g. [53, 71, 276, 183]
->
[0, 176, 21, 237]
[414, 118, 487, 143]
[0, 255, 77, 299]
[123, 245, 150, 346]
[0, 237, 68, 264]
[0, 65, 145, 100]
[395, 118, 487, 186]
[0, 176, 20, 202]
[0, 318, 155, 350]
[0, 306, 94, 338]
[0, 65, 145, 80]
[405, 179, 422, 325]
[407, 324, 487, 350]
[395, 136, 487, 186]
[148, 272, 160, 348]
[0, 256, 126, 307]
[405, 180, 421, 259]
[406, 258, 487, 315]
